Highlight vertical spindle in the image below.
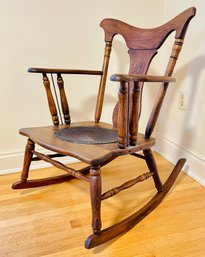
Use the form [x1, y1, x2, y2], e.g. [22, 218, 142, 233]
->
[95, 42, 112, 123]
[42, 73, 59, 125]
[57, 73, 71, 124]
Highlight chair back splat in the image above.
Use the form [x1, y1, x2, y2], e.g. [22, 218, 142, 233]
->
[100, 7, 196, 147]
[12, 7, 196, 249]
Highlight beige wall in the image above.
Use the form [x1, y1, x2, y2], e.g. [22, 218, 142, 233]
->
[0, 0, 164, 173]
[156, 1, 205, 185]
[1, 1, 204, 186]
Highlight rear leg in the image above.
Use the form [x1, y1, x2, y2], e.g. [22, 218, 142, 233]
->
[143, 149, 163, 192]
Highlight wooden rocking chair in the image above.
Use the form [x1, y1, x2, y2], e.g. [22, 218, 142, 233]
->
[12, 7, 196, 248]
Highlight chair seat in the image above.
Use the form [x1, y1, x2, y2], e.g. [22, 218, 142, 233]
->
[20, 121, 155, 165]
[55, 125, 118, 144]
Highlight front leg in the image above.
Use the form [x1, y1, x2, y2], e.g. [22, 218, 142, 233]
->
[90, 165, 102, 234]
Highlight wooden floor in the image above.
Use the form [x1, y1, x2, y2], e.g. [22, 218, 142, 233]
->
[1, 153, 205, 257]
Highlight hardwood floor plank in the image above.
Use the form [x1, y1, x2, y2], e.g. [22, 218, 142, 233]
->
[0, 153, 205, 256]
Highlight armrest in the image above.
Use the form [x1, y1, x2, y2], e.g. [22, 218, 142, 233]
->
[28, 67, 103, 76]
[110, 74, 176, 83]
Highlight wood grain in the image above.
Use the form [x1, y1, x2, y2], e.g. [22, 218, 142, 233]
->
[19, 121, 155, 164]
[57, 73, 70, 124]
[90, 165, 102, 234]
[42, 73, 59, 125]
[106, 7, 196, 139]
[100, 7, 196, 49]
[1, 154, 205, 256]
[129, 82, 140, 145]
[28, 67, 103, 75]
[143, 148, 163, 192]
[117, 82, 129, 148]
[13, 7, 197, 252]
[101, 171, 153, 200]
[145, 39, 184, 138]
[20, 139, 35, 182]
[85, 158, 185, 248]
[110, 74, 176, 83]
[95, 42, 112, 123]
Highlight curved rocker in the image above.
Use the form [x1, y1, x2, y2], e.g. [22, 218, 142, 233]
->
[85, 158, 185, 249]
[12, 165, 90, 189]
[12, 154, 117, 189]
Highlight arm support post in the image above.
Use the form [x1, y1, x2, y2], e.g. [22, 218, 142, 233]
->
[129, 82, 140, 145]
[118, 81, 129, 148]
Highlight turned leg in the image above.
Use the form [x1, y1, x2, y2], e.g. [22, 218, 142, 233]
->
[143, 149, 163, 192]
[21, 139, 35, 182]
[90, 165, 102, 235]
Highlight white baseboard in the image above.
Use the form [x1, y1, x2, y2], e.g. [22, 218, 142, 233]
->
[0, 147, 78, 175]
[155, 133, 205, 187]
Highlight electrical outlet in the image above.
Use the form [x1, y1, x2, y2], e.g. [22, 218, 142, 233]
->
[179, 91, 186, 110]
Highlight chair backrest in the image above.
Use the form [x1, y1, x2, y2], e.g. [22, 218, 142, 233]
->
[31, 7, 195, 144]
[95, 7, 196, 140]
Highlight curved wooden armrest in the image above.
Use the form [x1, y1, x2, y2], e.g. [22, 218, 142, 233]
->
[110, 74, 176, 83]
[28, 67, 103, 76]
